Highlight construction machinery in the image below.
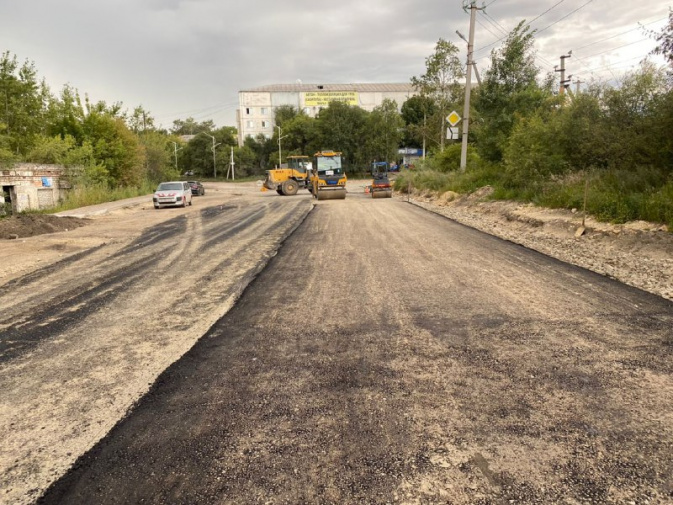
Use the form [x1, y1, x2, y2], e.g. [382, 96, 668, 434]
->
[369, 161, 393, 198]
[310, 151, 347, 200]
[262, 155, 312, 196]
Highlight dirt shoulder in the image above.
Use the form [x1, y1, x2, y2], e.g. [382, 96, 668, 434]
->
[398, 185, 673, 302]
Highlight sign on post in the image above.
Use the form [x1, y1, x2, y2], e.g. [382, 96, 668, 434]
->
[446, 127, 460, 140]
[446, 111, 461, 127]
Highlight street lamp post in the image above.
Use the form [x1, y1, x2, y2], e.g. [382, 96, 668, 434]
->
[200, 132, 221, 178]
[277, 126, 288, 168]
[172, 142, 183, 172]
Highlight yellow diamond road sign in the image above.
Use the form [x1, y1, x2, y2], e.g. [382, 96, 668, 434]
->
[447, 111, 461, 127]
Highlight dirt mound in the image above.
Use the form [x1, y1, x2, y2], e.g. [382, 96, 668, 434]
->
[0, 215, 90, 240]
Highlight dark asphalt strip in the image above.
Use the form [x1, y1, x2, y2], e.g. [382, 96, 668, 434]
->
[1, 244, 107, 291]
[0, 252, 163, 363]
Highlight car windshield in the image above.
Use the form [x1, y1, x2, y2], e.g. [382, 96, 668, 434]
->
[157, 183, 183, 191]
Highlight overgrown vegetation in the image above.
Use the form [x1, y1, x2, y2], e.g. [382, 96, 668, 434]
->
[398, 12, 673, 229]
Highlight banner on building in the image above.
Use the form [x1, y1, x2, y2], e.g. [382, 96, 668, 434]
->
[304, 91, 359, 107]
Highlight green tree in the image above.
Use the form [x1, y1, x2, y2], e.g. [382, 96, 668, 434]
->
[46, 84, 85, 142]
[170, 117, 216, 136]
[314, 101, 369, 170]
[411, 38, 464, 151]
[274, 105, 299, 129]
[82, 109, 145, 186]
[401, 95, 437, 150]
[284, 113, 319, 155]
[649, 8, 673, 71]
[473, 21, 548, 162]
[0, 52, 49, 155]
[363, 99, 403, 163]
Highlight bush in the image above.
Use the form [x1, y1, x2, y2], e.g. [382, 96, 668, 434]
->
[423, 144, 482, 173]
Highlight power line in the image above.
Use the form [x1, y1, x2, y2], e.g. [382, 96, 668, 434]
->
[535, 0, 596, 35]
[476, 16, 504, 39]
[528, 0, 567, 25]
[482, 11, 509, 35]
[581, 53, 653, 73]
[582, 37, 651, 59]
[572, 15, 668, 52]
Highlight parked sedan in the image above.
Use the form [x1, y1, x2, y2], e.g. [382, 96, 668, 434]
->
[188, 181, 205, 196]
[153, 181, 193, 209]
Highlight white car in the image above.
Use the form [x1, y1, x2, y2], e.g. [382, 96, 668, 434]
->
[153, 181, 193, 209]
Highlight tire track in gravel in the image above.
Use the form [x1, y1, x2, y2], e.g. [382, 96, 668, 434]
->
[35, 194, 673, 505]
[0, 194, 314, 505]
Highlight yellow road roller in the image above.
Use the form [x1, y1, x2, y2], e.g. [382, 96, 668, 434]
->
[370, 161, 393, 199]
[310, 151, 347, 200]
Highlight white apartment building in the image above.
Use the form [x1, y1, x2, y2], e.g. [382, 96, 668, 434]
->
[237, 83, 417, 146]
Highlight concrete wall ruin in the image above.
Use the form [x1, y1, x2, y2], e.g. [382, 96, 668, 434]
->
[1, 163, 69, 214]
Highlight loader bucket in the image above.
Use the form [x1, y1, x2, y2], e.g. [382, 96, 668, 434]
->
[316, 188, 347, 200]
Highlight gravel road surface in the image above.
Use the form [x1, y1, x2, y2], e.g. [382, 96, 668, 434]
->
[34, 188, 673, 504]
[0, 183, 312, 504]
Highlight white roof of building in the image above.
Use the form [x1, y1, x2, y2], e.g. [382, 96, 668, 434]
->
[241, 83, 416, 93]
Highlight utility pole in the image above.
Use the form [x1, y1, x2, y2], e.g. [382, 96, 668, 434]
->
[555, 51, 572, 95]
[456, 30, 482, 86]
[171, 142, 183, 172]
[574, 78, 584, 95]
[228, 146, 235, 181]
[460, 0, 484, 172]
[200, 132, 220, 179]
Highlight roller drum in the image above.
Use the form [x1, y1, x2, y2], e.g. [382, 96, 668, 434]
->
[371, 189, 393, 199]
[316, 188, 347, 200]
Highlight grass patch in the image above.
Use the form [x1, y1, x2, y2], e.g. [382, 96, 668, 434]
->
[46, 181, 156, 213]
[395, 162, 672, 230]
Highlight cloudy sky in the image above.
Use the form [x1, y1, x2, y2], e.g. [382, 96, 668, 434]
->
[1, 0, 670, 129]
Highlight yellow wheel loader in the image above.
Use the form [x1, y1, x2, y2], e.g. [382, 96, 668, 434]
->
[370, 161, 393, 199]
[262, 155, 312, 195]
[310, 151, 347, 200]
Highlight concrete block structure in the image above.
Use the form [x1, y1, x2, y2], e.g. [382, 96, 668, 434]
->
[237, 83, 417, 146]
[1, 164, 69, 215]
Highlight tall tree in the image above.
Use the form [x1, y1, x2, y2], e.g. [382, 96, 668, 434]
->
[411, 39, 464, 151]
[0, 52, 49, 155]
[315, 101, 368, 169]
[170, 117, 216, 136]
[363, 99, 403, 163]
[46, 84, 85, 142]
[472, 21, 547, 162]
[649, 8, 673, 71]
[274, 105, 299, 129]
[401, 95, 437, 150]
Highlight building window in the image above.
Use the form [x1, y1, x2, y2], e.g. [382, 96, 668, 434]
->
[245, 107, 251, 115]
[260, 107, 267, 115]
[261, 120, 270, 128]
[246, 120, 254, 128]
[264, 134, 272, 140]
